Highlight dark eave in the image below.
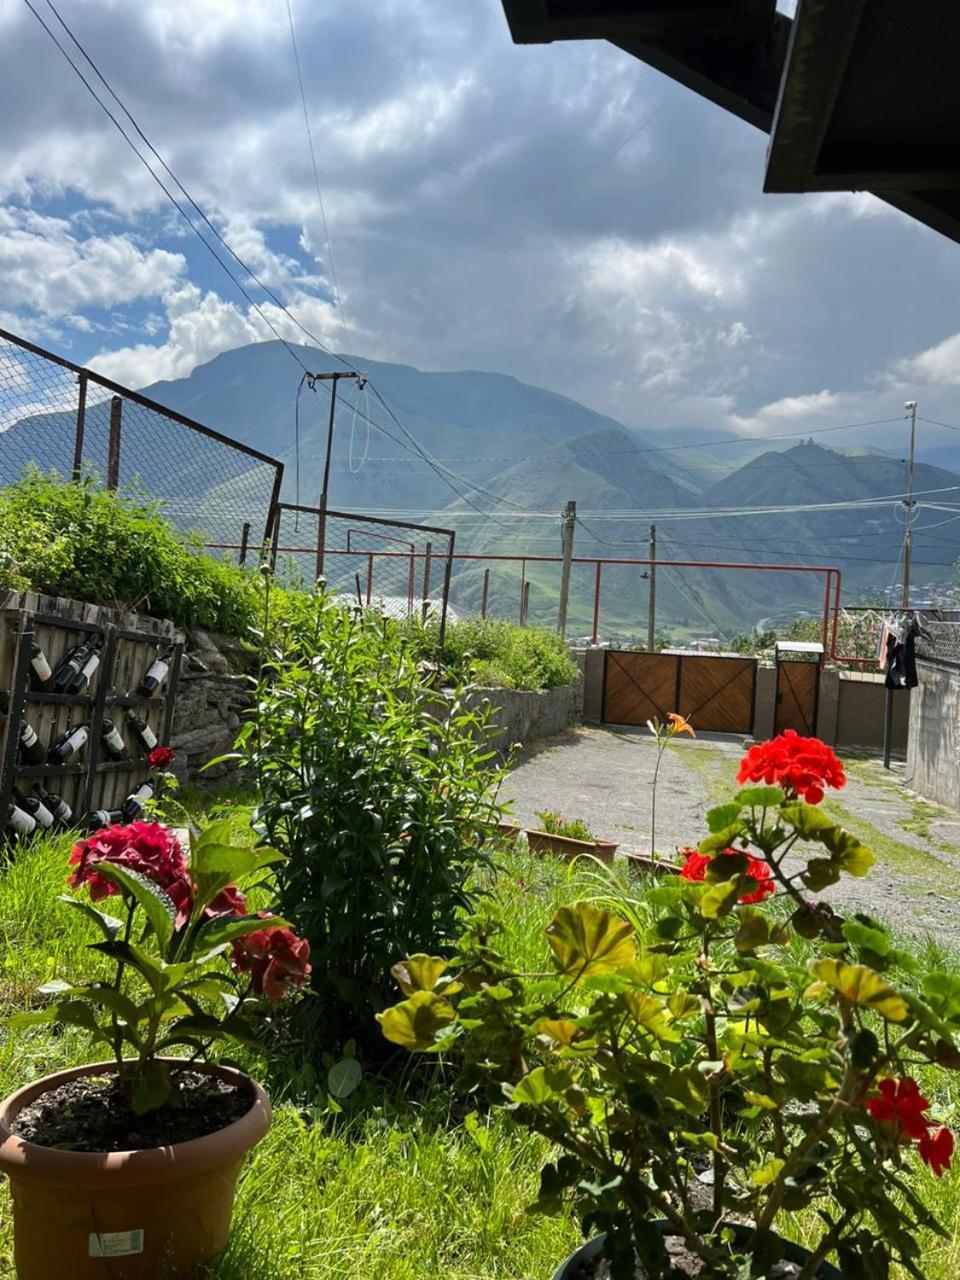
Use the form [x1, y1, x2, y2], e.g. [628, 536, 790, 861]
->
[500, 0, 960, 246]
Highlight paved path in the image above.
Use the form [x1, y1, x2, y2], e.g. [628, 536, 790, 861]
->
[499, 728, 960, 944]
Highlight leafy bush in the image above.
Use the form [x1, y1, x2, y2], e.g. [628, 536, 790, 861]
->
[235, 591, 504, 1042]
[401, 617, 578, 691]
[534, 811, 594, 842]
[0, 470, 266, 633]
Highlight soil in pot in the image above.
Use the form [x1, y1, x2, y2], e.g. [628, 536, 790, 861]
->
[11, 1068, 249, 1153]
[567, 1238, 822, 1279]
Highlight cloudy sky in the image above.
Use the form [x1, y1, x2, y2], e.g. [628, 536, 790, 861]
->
[2, 0, 960, 459]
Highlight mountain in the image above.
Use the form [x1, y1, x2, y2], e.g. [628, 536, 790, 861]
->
[2, 340, 958, 641]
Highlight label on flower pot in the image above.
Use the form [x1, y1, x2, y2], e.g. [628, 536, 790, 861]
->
[88, 1229, 144, 1257]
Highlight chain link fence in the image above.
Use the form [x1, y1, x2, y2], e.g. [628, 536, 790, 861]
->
[0, 327, 283, 553]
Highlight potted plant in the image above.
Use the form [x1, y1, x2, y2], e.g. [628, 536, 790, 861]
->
[0, 817, 310, 1279]
[527, 811, 619, 864]
[380, 730, 958, 1278]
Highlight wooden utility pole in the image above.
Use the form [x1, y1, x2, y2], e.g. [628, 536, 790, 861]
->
[311, 369, 367, 578]
[902, 400, 918, 609]
[557, 500, 576, 635]
[647, 523, 657, 651]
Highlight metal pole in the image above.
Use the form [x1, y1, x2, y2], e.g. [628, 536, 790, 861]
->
[437, 532, 455, 657]
[882, 686, 895, 770]
[421, 543, 433, 622]
[72, 371, 88, 481]
[902, 400, 918, 610]
[519, 558, 526, 623]
[557, 499, 576, 636]
[592, 562, 603, 646]
[238, 522, 251, 566]
[521, 580, 530, 625]
[316, 376, 339, 580]
[481, 568, 490, 619]
[106, 395, 122, 490]
[647, 523, 657, 651]
[366, 553, 374, 605]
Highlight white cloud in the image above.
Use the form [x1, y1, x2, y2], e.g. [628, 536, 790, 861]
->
[727, 390, 849, 436]
[896, 332, 960, 387]
[0, 207, 185, 316]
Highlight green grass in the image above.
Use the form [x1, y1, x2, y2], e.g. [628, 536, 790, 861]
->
[1, 834, 958, 1278]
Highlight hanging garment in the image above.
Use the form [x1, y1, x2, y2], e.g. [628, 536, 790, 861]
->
[885, 633, 907, 688]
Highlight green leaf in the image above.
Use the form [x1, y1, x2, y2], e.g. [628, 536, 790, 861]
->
[751, 1158, 785, 1187]
[506, 1066, 573, 1107]
[843, 921, 891, 957]
[90, 940, 169, 996]
[706, 802, 742, 833]
[621, 992, 679, 1042]
[810, 959, 908, 1021]
[667, 992, 700, 1021]
[700, 880, 740, 920]
[736, 786, 785, 808]
[922, 972, 960, 1021]
[698, 823, 745, 853]
[58, 895, 124, 941]
[328, 1057, 362, 1100]
[802, 858, 841, 891]
[62, 984, 142, 1027]
[92, 862, 177, 951]
[391, 955, 450, 996]
[193, 912, 291, 953]
[545, 902, 636, 978]
[376, 990, 457, 1051]
[781, 803, 836, 839]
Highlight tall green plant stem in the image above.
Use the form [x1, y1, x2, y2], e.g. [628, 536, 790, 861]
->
[650, 734, 667, 862]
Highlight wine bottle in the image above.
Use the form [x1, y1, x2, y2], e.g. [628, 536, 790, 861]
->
[13, 789, 55, 831]
[100, 717, 127, 761]
[120, 778, 156, 822]
[6, 803, 36, 838]
[68, 641, 103, 695]
[138, 652, 171, 696]
[86, 808, 122, 831]
[126, 715, 158, 751]
[29, 642, 53, 690]
[34, 785, 73, 829]
[49, 723, 89, 763]
[52, 640, 91, 693]
[18, 719, 48, 766]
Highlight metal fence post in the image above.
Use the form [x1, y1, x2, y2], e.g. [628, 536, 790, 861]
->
[592, 562, 603, 645]
[521, 580, 531, 626]
[481, 568, 490, 619]
[238, 522, 251, 566]
[72, 371, 88, 481]
[106, 395, 122, 489]
[421, 542, 433, 621]
[366, 552, 374, 605]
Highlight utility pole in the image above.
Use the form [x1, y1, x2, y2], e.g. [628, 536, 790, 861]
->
[311, 369, 367, 578]
[647, 523, 657, 651]
[557, 500, 576, 636]
[902, 400, 918, 609]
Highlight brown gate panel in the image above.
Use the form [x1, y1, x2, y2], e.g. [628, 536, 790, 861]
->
[677, 656, 757, 734]
[602, 652, 679, 727]
[775, 660, 820, 735]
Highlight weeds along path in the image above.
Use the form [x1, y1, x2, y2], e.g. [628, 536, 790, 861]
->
[500, 728, 960, 945]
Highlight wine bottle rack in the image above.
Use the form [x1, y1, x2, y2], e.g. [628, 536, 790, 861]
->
[0, 593, 184, 850]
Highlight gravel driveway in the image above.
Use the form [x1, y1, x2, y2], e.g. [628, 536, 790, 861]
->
[499, 727, 960, 945]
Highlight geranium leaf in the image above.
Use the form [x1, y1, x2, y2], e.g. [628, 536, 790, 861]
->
[810, 959, 908, 1021]
[698, 823, 745, 854]
[736, 786, 785, 808]
[376, 990, 457, 1050]
[545, 902, 636, 978]
[700, 880, 740, 920]
[622, 992, 679, 1042]
[505, 1065, 573, 1107]
[706, 802, 742, 833]
[391, 955, 450, 996]
[92, 861, 176, 951]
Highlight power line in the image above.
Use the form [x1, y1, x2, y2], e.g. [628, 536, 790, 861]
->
[284, 0, 348, 344]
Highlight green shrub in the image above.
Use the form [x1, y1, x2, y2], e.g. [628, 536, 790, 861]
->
[0, 470, 267, 633]
[534, 810, 595, 842]
[235, 591, 504, 1042]
[401, 617, 578, 691]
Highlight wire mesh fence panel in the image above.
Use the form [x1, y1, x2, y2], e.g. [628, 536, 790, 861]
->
[271, 504, 455, 627]
[0, 328, 282, 553]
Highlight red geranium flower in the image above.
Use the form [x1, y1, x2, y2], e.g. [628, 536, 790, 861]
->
[866, 1077, 931, 1140]
[678, 847, 775, 903]
[148, 745, 175, 771]
[737, 730, 845, 805]
[230, 914, 311, 1003]
[68, 821, 189, 905]
[919, 1126, 955, 1178]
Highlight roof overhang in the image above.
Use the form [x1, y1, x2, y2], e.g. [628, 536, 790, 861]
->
[500, 0, 960, 246]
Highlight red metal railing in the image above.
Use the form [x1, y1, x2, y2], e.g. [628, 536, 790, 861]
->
[203, 540, 846, 662]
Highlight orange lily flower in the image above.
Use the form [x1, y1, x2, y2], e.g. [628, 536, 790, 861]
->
[667, 712, 695, 738]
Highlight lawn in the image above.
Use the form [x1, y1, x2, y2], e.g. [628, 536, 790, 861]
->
[2, 829, 959, 1278]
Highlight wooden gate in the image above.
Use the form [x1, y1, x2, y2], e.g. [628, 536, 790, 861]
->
[602, 652, 757, 734]
[775, 660, 820, 735]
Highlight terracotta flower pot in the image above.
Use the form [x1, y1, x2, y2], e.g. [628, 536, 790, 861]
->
[551, 1229, 844, 1279]
[0, 1059, 271, 1280]
[526, 830, 618, 865]
[498, 821, 523, 839]
[623, 851, 680, 879]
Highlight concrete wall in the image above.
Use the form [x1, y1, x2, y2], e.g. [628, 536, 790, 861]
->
[474, 680, 582, 759]
[907, 660, 960, 809]
[835, 670, 909, 754]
